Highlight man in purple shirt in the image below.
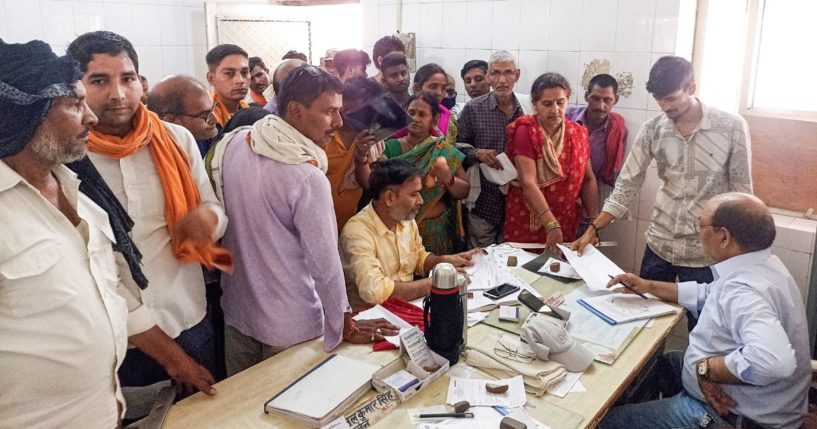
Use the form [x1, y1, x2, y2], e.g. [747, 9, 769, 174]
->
[216, 65, 397, 376]
[566, 74, 628, 187]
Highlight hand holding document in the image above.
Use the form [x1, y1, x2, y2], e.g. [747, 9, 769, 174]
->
[556, 244, 625, 291]
[353, 305, 413, 347]
[478, 152, 518, 185]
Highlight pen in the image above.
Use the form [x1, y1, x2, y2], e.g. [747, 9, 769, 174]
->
[418, 413, 475, 419]
[608, 274, 648, 299]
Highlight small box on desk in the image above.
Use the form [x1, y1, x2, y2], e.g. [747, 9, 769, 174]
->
[371, 328, 450, 402]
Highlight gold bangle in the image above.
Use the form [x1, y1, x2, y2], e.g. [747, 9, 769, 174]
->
[544, 220, 561, 232]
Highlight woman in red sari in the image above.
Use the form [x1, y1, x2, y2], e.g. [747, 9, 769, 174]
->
[504, 73, 600, 252]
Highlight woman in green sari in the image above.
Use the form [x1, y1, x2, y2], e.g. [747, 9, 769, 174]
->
[383, 92, 470, 254]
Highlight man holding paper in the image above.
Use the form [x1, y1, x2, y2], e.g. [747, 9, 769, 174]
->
[572, 56, 752, 287]
[599, 193, 809, 429]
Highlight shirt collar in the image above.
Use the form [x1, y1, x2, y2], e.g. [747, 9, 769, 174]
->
[0, 161, 81, 205]
[571, 107, 610, 130]
[712, 248, 773, 279]
[697, 99, 713, 130]
[487, 92, 522, 113]
[363, 203, 408, 237]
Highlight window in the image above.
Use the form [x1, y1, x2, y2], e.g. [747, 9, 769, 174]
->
[695, 0, 815, 121]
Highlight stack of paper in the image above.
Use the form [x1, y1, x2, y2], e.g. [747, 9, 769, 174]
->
[264, 354, 379, 427]
[446, 375, 527, 408]
[353, 305, 413, 347]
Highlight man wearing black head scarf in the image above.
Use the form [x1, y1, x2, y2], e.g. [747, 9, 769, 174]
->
[0, 39, 130, 427]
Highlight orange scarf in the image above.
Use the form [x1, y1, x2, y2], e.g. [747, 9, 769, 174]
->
[249, 90, 266, 106]
[212, 92, 249, 128]
[88, 105, 232, 272]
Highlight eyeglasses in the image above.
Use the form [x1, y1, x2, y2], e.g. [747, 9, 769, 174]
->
[694, 218, 722, 234]
[290, 65, 322, 81]
[493, 341, 535, 363]
[167, 102, 217, 122]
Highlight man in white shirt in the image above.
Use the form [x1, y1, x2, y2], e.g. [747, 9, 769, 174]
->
[68, 31, 229, 400]
[0, 39, 128, 427]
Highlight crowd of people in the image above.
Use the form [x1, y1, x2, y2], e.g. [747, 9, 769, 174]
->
[0, 28, 809, 429]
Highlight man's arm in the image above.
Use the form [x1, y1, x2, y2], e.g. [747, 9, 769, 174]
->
[572, 121, 655, 253]
[294, 171, 348, 351]
[456, 105, 478, 166]
[606, 273, 679, 303]
[727, 117, 753, 194]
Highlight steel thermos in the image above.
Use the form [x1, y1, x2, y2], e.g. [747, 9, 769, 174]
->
[423, 263, 465, 365]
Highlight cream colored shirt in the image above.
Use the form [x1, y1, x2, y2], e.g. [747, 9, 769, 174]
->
[340, 203, 430, 309]
[0, 162, 128, 427]
[89, 121, 227, 338]
[603, 102, 752, 267]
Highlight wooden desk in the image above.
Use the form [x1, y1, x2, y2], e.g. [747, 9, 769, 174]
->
[163, 269, 682, 429]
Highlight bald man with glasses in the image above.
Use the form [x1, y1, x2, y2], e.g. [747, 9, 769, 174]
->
[147, 75, 219, 156]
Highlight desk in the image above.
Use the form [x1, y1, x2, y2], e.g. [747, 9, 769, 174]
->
[162, 268, 682, 429]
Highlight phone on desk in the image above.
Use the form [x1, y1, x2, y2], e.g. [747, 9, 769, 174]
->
[484, 283, 520, 300]
[518, 290, 564, 320]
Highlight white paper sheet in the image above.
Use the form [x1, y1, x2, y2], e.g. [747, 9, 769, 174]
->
[562, 286, 649, 352]
[546, 371, 583, 398]
[467, 311, 489, 327]
[479, 152, 518, 185]
[486, 244, 538, 268]
[353, 305, 413, 348]
[580, 293, 680, 324]
[537, 257, 582, 280]
[446, 376, 527, 408]
[557, 244, 626, 291]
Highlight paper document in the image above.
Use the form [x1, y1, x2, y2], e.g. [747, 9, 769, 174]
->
[479, 152, 518, 185]
[557, 244, 625, 291]
[537, 257, 582, 280]
[353, 305, 413, 348]
[562, 286, 649, 363]
[486, 243, 538, 268]
[446, 375, 526, 407]
[468, 311, 489, 327]
[400, 327, 436, 368]
[547, 371, 583, 398]
[579, 294, 679, 324]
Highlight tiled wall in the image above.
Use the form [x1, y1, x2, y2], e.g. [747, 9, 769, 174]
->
[0, 0, 263, 85]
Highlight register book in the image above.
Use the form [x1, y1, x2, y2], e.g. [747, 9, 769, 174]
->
[264, 354, 380, 427]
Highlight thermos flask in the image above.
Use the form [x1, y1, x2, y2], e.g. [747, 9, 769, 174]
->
[423, 263, 465, 365]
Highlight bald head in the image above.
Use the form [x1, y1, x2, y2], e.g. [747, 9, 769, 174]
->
[704, 192, 776, 253]
[147, 75, 217, 140]
[272, 58, 306, 95]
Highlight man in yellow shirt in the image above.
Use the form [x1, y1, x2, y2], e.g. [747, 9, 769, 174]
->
[340, 159, 478, 309]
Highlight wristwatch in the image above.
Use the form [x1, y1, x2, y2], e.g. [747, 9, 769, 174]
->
[696, 358, 710, 380]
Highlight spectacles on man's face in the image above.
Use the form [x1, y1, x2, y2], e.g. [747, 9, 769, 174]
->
[694, 217, 722, 234]
[170, 101, 217, 122]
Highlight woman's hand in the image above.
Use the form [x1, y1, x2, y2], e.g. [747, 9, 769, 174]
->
[431, 156, 453, 184]
[345, 318, 400, 344]
[545, 227, 563, 254]
[570, 227, 599, 256]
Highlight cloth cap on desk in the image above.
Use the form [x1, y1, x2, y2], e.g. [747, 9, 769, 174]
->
[521, 313, 594, 372]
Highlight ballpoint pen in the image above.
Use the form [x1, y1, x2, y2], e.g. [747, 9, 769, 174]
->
[608, 274, 648, 299]
[417, 413, 475, 418]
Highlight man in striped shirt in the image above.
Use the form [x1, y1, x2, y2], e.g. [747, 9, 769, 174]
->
[573, 56, 752, 289]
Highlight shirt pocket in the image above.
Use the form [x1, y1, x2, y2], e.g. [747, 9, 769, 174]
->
[0, 242, 76, 317]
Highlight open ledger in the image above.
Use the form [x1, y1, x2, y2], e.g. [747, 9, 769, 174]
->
[264, 354, 380, 427]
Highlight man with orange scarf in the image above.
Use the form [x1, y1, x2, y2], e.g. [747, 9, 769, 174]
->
[206, 44, 250, 129]
[68, 31, 229, 407]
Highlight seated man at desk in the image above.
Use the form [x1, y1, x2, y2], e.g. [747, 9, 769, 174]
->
[340, 159, 478, 310]
[599, 192, 809, 429]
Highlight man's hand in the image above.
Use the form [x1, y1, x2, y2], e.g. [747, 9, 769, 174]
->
[345, 318, 400, 344]
[476, 149, 503, 169]
[353, 130, 377, 160]
[570, 227, 599, 256]
[698, 376, 736, 417]
[446, 248, 480, 268]
[172, 205, 218, 244]
[606, 273, 653, 295]
[166, 354, 217, 396]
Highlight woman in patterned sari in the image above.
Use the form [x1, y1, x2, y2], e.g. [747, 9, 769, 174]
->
[504, 73, 600, 253]
[382, 92, 470, 254]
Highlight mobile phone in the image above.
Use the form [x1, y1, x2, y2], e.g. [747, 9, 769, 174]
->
[518, 290, 564, 320]
[484, 283, 520, 300]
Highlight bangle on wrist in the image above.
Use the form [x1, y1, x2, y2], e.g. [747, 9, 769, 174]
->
[544, 220, 561, 232]
[589, 223, 602, 234]
[535, 208, 552, 220]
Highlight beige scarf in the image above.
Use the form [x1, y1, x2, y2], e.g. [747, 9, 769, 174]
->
[537, 120, 565, 186]
[250, 114, 329, 173]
